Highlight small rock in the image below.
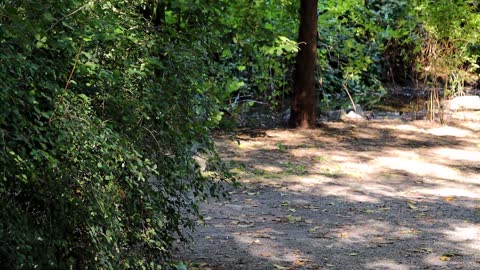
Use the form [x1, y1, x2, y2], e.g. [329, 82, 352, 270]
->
[328, 110, 347, 121]
[346, 104, 365, 117]
[346, 111, 365, 122]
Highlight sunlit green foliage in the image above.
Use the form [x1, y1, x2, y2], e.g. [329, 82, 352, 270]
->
[413, 0, 480, 95]
[316, 0, 480, 110]
[317, 0, 409, 109]
[0, 0, 229, 268]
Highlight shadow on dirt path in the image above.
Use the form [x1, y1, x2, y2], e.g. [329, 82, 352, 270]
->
[175, 119, 480, 270]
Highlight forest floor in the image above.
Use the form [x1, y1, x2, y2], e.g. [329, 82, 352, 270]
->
[175, 116, 480, 270]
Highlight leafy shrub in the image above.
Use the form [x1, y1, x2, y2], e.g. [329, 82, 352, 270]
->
[0, 0, 229, 268]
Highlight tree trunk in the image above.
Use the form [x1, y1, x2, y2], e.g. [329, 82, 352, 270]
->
[290, 0, 318, 128]
[142, 0, 166, 27]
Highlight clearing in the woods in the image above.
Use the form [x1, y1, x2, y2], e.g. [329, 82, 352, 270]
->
[175, 118, 480, 270]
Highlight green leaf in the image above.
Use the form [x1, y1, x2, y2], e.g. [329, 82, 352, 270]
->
[228, 81, 245, 92]
[286, 214, 301, 223]
[113, 28, 124, 34]
[175, 262, 187, 270]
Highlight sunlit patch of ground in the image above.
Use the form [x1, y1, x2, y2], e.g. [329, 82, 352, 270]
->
[176, 119, 480, 270]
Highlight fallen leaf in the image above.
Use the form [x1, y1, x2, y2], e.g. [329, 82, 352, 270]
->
[213, 224, 225, 228]
[288, 208, 296, 212]
[305, 219, 313, 224]
[407, 202, 417, 210]
[273, 264, 288, 270]
[364, 209, 376, 214]
[260, 252, 271, 257]
[293, 258, 305, 266]
[440, 256, 451, 261]
[349, 253, 358, 256]
[443, 196, 455, 202]
[287, 214, 302, 223]
[340, 232, 348, 238]
[416, 247, 433, 253]
[309, 226, 321, 233]
[251, 239, 261, 245]
[203, 216, 213, 221]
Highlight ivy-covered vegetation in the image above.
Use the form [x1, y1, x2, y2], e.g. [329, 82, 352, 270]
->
[1, 0, 479, 268]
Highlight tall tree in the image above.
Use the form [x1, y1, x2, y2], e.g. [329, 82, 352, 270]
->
[290, 0, 318, 128]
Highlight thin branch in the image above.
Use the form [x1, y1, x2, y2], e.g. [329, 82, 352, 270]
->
[142, 126, 162, 154]
[48, 43, 83, 124]
[342, 80, 357, 112]
[64, 43, 83, 91]
[47, 4, 88, 32]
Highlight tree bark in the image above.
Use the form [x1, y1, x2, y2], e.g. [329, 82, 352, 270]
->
[142, 0, 166, 27]
[290, 0, 318, 128]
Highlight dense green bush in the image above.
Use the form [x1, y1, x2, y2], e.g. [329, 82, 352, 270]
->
[0, 0, 229, 268]
[316, 0, 391, 110]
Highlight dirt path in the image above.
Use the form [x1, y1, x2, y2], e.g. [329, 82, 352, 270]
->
[175, 119, 480, 270]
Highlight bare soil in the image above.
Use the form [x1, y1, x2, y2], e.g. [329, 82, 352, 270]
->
[175, 118, 480, 270]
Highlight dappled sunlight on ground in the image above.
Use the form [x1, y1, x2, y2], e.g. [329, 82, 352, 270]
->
[442, 222, 480, 252]
[232, 232, 310, 265]
[375, 156, 463, 180]
[434, 147, 480, 162]
[176, 119, 480, 269]
[365, 259, 411, 270]
[427, 126, 475, 137]
[416, 187, 480, 199]
[454, 120, 480, 132]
